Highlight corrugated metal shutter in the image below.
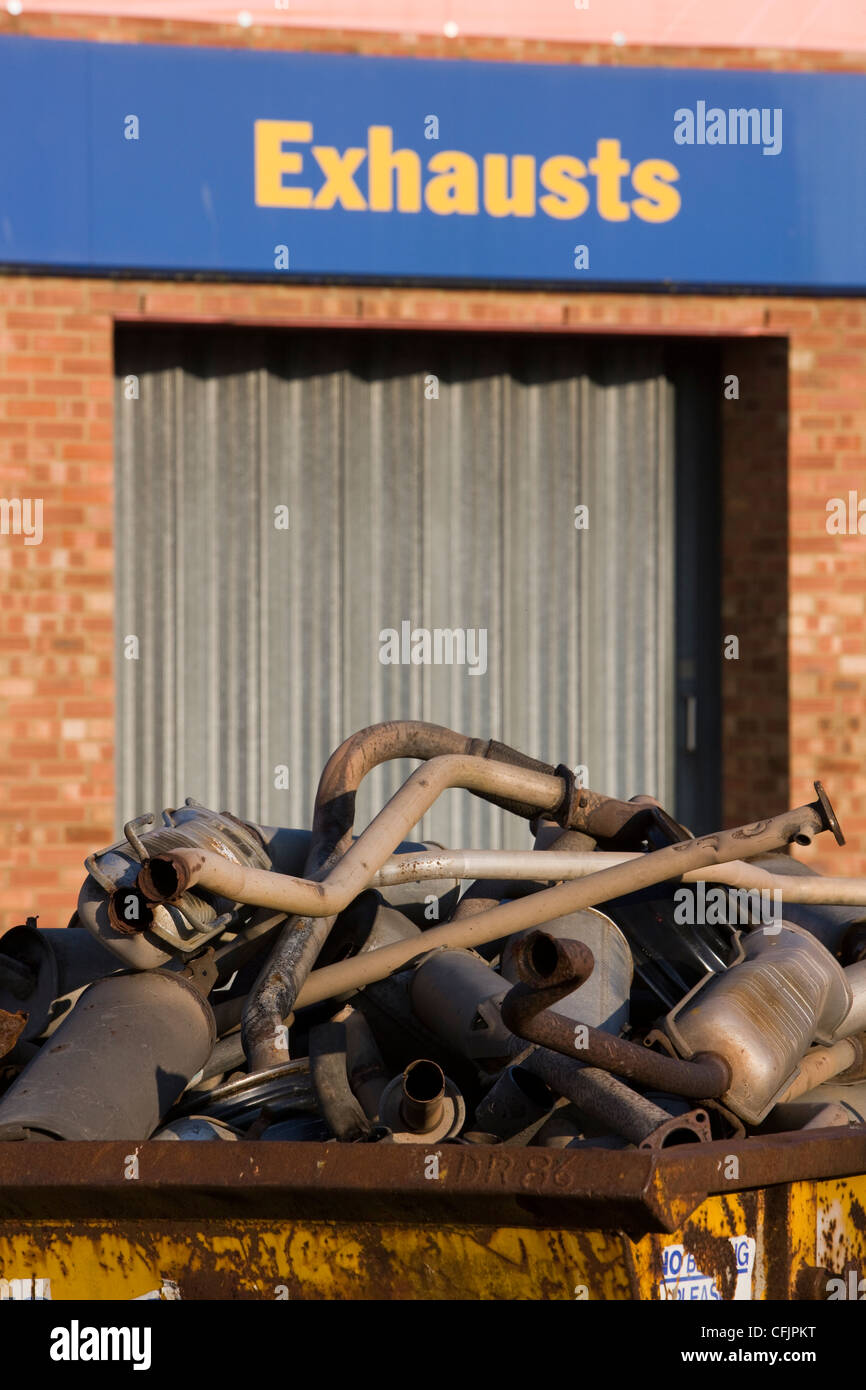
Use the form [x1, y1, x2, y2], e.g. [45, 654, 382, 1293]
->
[115, 327, 677, 850]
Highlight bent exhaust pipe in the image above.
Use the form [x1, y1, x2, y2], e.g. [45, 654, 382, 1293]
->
[291, 787, 844, 1011]
[78, 800, 294, 969]
[137, 719, 840, 1071]
[501, 931, 731, 1100]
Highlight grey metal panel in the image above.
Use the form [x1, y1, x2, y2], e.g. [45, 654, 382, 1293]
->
[579, 345, 676, 812]
[114, 328, 677, 853]
[260, 335, 346, 836]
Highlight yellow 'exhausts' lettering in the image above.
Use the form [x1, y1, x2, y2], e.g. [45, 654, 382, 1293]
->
[312, 146, 367, 210]
[368, 126, 422, 213]
[424, 152, 479, 215]
[255, 120, 314, 208]
[538, 155, 590, 220]
[588, 139, 631, 222]
[483, 155, 536, 218]
[254, 120, 681, 223]
[630, 158, 681, 223]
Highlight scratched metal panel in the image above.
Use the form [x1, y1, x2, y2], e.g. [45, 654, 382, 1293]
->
[115, 328, 676, 851]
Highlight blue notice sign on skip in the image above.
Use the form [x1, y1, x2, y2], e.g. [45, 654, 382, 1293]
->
[659, 1237, 756, 1301]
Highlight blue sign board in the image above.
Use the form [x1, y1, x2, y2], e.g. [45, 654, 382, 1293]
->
[1, 36, 864, 289]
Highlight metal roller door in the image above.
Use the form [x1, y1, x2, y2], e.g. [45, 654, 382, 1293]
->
[114, 326, 719, 848]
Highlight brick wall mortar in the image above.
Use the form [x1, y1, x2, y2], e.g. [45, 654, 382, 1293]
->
[2, 11, 865, 71]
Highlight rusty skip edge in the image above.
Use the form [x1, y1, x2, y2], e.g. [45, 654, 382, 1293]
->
[0, 1126, 864, 1237]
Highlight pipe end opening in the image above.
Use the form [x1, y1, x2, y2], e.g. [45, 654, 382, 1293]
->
[404, 1059, 445, 1104]
[140, 856, 182, 903]
[527, 931, 560, 981]
[108, 887, 154, 937]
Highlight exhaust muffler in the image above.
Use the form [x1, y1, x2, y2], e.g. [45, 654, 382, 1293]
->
[0, 920, 120, 1041]
[0, 970, 216, 1141]
[665, 922, 852, 1124]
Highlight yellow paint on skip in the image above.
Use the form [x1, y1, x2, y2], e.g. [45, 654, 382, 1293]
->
[1, 1178, 865, 1301]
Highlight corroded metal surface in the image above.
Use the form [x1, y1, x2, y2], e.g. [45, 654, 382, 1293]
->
[0, 1129, 865, 1233]
[0, 1219, 634, 1301]
[1, 1134, 865, 1299]
[3, 1173, 866, 1300]
[502, 931, 730, 1099]
[0, 1009, 26, 1060]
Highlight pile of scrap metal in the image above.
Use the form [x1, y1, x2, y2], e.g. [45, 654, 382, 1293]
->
[2, 720, 866, 1151]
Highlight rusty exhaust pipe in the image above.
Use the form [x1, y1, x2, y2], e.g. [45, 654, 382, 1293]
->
[308, 1017, 373, 1143]
[137, 755, 573, 914]
[290, 787, 843, 1011]
[400, 1059, 446, 1133]
[378, 1059, 466, 1142]
[372, 849, 866, 909]
[501, 931, 731, 1100]
[143, 782, 841, 959]
[146, 752, 573, 1073]
[138, 739, 841, 1069]
[523, 1053, 698, 1147]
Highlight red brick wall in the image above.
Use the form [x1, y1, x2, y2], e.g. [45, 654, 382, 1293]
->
[2, 8, 865, 70]
[721, 338, 789, 823]
[0, 16, 864, 930]
[787, 304, 866, 868]
[0, 279, 115, 932]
